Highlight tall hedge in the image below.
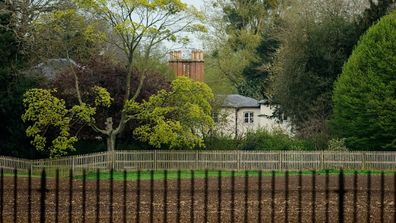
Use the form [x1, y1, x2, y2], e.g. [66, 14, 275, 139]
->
[331, 10, 396, 150]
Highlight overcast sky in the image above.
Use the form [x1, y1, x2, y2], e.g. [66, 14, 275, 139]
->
[183, 0, 205, 9]
[182, 0, 206, 50]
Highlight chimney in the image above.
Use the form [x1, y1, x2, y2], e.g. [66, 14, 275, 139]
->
[168, 50, 204, 82]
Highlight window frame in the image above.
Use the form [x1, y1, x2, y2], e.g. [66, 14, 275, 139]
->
[244, 111, 254, 123]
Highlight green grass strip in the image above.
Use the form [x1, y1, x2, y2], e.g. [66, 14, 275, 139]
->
[74, 169, 396, 181]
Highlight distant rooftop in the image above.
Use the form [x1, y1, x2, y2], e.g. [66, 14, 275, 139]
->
[33, 58, 77, 80]
[221, 94, 260, 108]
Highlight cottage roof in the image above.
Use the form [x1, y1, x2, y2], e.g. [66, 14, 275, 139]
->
[32, 58, 78, 80]
[221, 94, 260, 108]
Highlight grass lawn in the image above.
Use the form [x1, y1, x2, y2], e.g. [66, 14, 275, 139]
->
[76, 169, 395, 181]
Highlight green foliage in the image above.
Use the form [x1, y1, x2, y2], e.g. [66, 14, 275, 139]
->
[269, 0, 363, 136]
[357, 0, 395, 34]
[92, 86, 112, 107]
[71, 103, 96, 123]
[21, 83, 115, 156]
[327, 138, 348, 151]
[204, 135, 240, 150]
[204, 0, 280, 99]
[74, 0, 204, 63]
[331, 10, 396, 150]
[32, 7, 106, 63]
[240, 129, 314, 151]
[22, 89, 77, 157]
[133, 77, 215, 149]
[0, 2, 40, 157]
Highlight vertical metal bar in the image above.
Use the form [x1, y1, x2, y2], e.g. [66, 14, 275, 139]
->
[150, 170, 154, 223]
[298, 170, 303, 223]
[258, 170, 263, 223]
[82, 169, 86, 223]
[109, 168, 114, 223]
[244, 170, 249, 223]
[123, 170, 127, 223]
[13, 168, 17, 223]
[28, 168, 32, 223]
[271, 171, 275, 223]
[325, 170, 329, 223]
[394, 172, 396, 223]
[40, 169, 46, 223]
[285, 170, 289, 223]
[69, 169, 73, 223]
[353, 171, 358, 223]
[55, 169, 59, 223]
[190, 170, 195, 223]
[380, 171, 384, 223]
[338, 169, 345, 223]
[204, 169, 209, 223]
[217, 170, 222, 223]
[0, 168, 3, 223]
[366, 171, 371, 223]
[95, 169, 100, 223]
[163, 170, 168, 223]
[176, 170, 181, 223]
[136, 170, 141, 223]
[231, 170, 235, 223]
[312, 170, 316, 223]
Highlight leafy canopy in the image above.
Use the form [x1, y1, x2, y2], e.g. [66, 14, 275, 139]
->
[21, 89, 77, 157]
[22, 86, 113, 157]
[131, 77, 215, 149]
[269, 0, 364, 137]
[331, 9, 396, 150]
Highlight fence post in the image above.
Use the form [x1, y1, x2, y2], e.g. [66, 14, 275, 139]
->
[72, 157, 75, 174]
[338, 169, 345, 223]
[320, 151, 324, 170]
[362, 152, 366, 170]
[154, 150, 157, 170]
[195, 150, 199, 170]
[30, 161, 33, 176]
[112, 150, 115, 170]
[279, 151, 283, 170]
[237, 150, 241, 171]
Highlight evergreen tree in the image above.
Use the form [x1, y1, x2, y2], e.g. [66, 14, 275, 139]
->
[0, 1, 38, 157]
[331, 10, 396, 150]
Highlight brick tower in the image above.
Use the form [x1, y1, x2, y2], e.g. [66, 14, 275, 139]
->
[168, 50, 204, 81]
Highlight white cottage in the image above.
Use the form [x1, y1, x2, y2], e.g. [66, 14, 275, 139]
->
[214, 94, 292, 137]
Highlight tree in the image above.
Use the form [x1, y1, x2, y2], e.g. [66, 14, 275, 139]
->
[203, 0, 280, 98]
[269, 0, 364, 139]
[0, 0, 41, 157]
[133, 77, 214, 149]
[31, 7, 106, 64]
[22, 0, 205, 154]
[357, 0, 395, 33]
[331, 10, 396, 150]
[51, 57, 171, 140]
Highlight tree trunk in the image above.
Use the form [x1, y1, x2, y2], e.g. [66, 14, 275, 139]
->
[106, 133, 116, 151]
[106, 133, 116, 169]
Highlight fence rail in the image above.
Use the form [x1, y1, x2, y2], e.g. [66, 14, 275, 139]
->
[1, 150, 396, 175]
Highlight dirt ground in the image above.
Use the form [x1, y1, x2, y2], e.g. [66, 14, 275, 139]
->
[1, 174, 395, 223]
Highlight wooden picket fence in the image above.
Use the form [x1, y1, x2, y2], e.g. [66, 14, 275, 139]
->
[0, 150, 396, 176]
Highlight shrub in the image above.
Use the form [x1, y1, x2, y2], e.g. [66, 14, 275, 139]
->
[327, 138, 348, 151]
[331, 10, 396, 150]
[204, 135, 240, 150]
[240, 129, 314, 151]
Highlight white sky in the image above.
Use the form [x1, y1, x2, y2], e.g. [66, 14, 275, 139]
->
[181, 0, 207, 50]
[183, 0, 205, 9]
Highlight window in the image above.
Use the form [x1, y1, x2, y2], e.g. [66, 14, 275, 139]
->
[244, 112, 254, 123]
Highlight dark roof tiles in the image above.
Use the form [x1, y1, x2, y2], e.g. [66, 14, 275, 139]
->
[221, 94, 260, 108]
